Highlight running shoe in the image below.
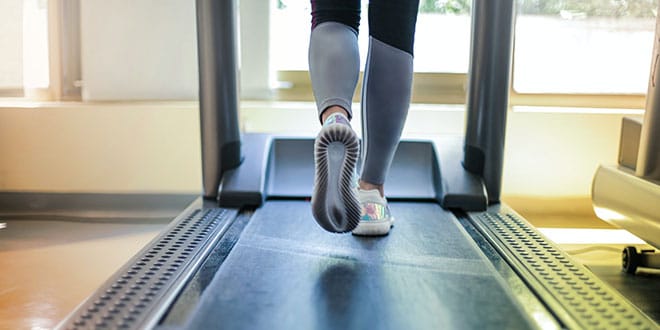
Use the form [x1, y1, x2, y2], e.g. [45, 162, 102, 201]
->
[352, 188, 394, 236]
[311, 113, 361, 233]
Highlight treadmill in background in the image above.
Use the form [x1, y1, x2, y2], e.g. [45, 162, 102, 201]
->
[592, 5, 660, 274]
[58, 1, 658, 329]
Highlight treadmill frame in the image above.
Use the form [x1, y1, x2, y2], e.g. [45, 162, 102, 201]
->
[56, 0, 659, 329]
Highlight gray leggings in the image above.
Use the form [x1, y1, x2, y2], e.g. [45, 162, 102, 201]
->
[309, 0, 419, 185]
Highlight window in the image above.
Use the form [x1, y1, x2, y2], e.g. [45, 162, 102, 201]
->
[0, 0, 82, 101]
[271, 1, 471, 73]
[271, 0, 656, 109]
[0, 0, 27, 96]
[4, 0, 655, 108]
[0, 0, 50, 98]
[270, 1, 472, 104]
[514, 0, 655, 94]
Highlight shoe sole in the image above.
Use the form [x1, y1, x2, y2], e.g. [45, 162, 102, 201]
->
[352, 220, 393, 236]
[311, 124, 361, 233]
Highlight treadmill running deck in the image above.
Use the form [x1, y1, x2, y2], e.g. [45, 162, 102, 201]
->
[182, 201, 536, 329]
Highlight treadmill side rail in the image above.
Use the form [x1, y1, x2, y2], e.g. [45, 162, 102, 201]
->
[56, 198, 239, 330]
[463, 0, 516, 204]
[469, 206, 659, 329]
[592, 165, 660, 249]
[218, 134, 272, 208]
[636, 7, 660, 180]
[436, 137, 488, 211]
[196, 0, 242, 199]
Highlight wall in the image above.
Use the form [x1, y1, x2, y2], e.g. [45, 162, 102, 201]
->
[78, 0, 271, 101]
[0, 101, 640, 197]
[79, 0, 198, 100]
[0, 0, 643, 197]
[0, 102, 201, 193]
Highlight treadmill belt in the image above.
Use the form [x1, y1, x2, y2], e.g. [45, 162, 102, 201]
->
[183, 201, 534, 329]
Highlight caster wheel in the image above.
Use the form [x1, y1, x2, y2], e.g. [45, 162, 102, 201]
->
[622, 246, 639, 274]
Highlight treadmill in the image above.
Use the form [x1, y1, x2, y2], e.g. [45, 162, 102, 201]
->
[591, 2, 660, 274]
[58, 1, 658, 329]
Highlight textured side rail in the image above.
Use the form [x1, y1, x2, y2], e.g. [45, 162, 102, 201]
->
[470, 211, 658, 330]
[58, 205, 237, 330]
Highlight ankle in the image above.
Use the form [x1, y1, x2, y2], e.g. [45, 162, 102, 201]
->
[359, 180, 384, 197]
[321, 106, 349, 123]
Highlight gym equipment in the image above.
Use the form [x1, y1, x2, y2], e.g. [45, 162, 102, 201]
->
[57, 1, 658, 329]
[592, 5, 660, 274]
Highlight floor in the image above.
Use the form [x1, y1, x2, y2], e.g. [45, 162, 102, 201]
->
[0, 219, 168, 330]
[0, 196, 657, 329]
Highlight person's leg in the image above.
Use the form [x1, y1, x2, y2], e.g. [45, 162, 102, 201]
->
[359, 0, 419, 195]
[309, 0, 362, 233]
[353, 0, 419, 236]
[309, 0, 361, 122]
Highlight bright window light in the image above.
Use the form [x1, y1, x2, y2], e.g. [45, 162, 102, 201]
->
[270, 1, 472, 73]
[514, 0, 656, 94]
[0, 0, 49, 95]
[0, 0, 23, 90]
[22, 0, 49, 90]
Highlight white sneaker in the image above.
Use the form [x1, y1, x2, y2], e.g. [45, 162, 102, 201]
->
[352, 189, 394, 236]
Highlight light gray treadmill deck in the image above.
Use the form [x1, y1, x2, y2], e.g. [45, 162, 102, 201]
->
[183, 201, 534, 330]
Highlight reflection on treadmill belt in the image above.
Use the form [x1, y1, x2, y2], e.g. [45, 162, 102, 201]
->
[183, 201, 533, 330]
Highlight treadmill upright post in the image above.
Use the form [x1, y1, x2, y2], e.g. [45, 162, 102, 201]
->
[196, 0, 242, 199]
[463, 0, 515, 204]
[636, 7, 660, 180]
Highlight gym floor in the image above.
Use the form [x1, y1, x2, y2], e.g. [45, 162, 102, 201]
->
[0, 195, 657, 329]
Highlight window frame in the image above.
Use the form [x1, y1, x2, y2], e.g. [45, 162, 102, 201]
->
[271, 70, 646, 110]
[0, 0, 81, 102]
[6, 1, 649, 109]
[48, 0, 82, 101]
